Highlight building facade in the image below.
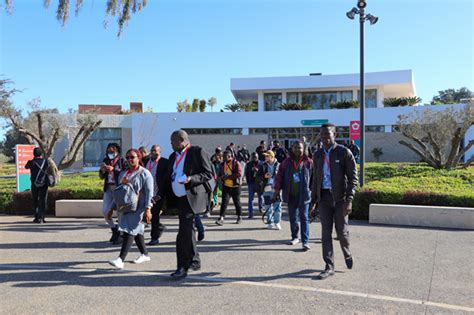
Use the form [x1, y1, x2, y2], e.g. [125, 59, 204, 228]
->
[60, 70, 473, 169]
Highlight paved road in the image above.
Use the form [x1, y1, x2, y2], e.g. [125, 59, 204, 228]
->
[1, 212, 473, 314]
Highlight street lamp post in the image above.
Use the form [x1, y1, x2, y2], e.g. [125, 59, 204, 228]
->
[346, 1, 378, 187]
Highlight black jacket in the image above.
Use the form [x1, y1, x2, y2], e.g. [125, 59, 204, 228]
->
[245, 160, 261, 184]
[99, 156, 127, 192]
[25, 158, 49, 184]
[162, 146, 213, 214]
[312, 144, 358, 204]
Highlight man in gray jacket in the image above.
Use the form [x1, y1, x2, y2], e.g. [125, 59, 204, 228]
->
[311, 123, 358, 280]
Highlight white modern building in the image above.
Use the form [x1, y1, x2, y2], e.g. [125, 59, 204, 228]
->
[231, 69, 416, 111]
[57, 70, 472, 169]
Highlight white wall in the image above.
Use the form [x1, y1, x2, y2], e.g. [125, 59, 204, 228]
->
[129, 104, 472, 159]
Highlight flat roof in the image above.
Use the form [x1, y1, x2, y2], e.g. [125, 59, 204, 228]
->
[231, 69, 416, 101]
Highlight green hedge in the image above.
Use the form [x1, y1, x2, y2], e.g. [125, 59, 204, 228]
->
[1, 163, 472, 219]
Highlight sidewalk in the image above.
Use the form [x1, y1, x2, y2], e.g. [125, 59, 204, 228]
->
[0, 214, 473, 314]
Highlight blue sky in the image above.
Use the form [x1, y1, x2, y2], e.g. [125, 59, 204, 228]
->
[1, 0, 472, 140]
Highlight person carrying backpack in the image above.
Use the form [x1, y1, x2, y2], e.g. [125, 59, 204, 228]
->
[25, 147, 50, 224]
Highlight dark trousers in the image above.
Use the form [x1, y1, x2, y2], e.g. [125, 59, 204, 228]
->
[176, 197, 200, 269]
[119, 233, 147, 261]
[194, 214, 204, 235]
[219, 186, 242, 217]
[31, 185, 48, 220]
[150, 199, 165, 240]
[319, 189, 351, 269]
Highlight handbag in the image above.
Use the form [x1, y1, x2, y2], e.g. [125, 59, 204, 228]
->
[112, 183, 139, 214]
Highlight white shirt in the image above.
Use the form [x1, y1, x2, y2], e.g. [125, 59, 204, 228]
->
[171, 150, 187, 197]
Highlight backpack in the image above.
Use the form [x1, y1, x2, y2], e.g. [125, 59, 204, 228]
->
[33, 160, 47, 188]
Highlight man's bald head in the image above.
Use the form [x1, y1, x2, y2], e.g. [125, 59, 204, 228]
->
[170, 130, 190, 151]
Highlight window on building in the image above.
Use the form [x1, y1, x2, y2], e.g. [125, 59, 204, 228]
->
[183, 128, 243, 135]
[286, 92, 299, 104]
[264, 93, 282, 111]
[366, 125, 385, 132]
[392, 125, 400, 132]
[83, 128, 122, 167]
[301, 91, 353, 109]
[357, 89, 378, 108]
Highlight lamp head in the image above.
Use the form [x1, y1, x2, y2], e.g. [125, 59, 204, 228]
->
[366, 14, 379, 25]
[346, 7, 359, 20]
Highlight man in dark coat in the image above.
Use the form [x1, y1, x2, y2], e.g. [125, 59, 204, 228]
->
[312, 123, 358, 280]
[159, 130, 213, 280]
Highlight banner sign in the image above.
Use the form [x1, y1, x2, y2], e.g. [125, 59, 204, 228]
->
[350, 120, 361, 140]
[16, 144, 36, 192]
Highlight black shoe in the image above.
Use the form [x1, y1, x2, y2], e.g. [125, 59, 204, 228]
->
[316, 267, 335, 280]
[236, 216, 242, 224]
[147, 239, 160, 246]
[171, 267, 188, 280]
[345, 257, 353, 269]
[41, 218, 47, 223]
[189, 263, 201, 271]
[33, 218, 40, 223]
[197, 230, 205, 242]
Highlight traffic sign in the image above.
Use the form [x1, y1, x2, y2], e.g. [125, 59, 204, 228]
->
[300, 119, 328, 126]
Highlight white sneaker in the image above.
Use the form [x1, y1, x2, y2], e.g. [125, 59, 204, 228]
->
[267, 224, 273, 230]
[133, 254, 151, 264]
[275, 223, 282, 230]
[288, 238, 300, 245]
[108, 257, 124, 269]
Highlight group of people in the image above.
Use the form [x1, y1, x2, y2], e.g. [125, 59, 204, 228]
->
[26, 123, 358, 281]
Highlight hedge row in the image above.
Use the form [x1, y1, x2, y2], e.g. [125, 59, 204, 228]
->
[3, 188, 472, 220]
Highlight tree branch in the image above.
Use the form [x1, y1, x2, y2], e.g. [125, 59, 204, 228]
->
[399, 140, 439, 168]
[401, 131, 438, 166]
[58, 120, 102, 170]
[36, 112, 45, 142]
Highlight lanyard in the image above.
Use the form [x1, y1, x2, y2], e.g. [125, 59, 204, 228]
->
[293, 158, 303, 171]
[147, 157, 160, 172]
[109, 156, 119, 169]
[174, 145, 189, 169]
[126, 166, 140, 177]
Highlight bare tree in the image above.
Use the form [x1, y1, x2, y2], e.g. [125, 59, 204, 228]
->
[397, 103, 474, 169]
[3, 0, 147, 37]
[0, 80, 102, 178]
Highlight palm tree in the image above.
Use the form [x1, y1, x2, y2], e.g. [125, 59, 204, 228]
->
[208, 97, 217, 112]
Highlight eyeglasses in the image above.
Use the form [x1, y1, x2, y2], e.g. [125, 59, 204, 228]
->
[126, 156, 138, 160]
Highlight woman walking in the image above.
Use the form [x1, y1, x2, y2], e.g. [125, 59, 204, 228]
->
[108, 148, 154, 269]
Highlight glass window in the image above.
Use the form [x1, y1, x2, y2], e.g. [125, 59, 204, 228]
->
[84, 128, 122, 167]
[302, 91, 353, 109]
[264, 93, 282, 111]
[183, 128, 243, 135]
[357, 89, 378, 108]
[286, 92, 299, 104]
[366, 125, 385, 132]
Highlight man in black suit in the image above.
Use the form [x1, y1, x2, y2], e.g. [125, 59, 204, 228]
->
[145, 145, 169, 246]
[161, 130, 213, 280]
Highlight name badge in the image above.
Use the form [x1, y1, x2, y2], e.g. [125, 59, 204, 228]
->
[293, 173, 301, 183]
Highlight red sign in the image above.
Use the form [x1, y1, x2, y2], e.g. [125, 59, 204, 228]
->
[16, 145, 36, 175]
[350, 120, 361, 140]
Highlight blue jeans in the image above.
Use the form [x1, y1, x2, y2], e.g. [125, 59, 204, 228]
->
[288, 195, 310, 244]
[263, 191, 282, 224]
[194, 214, 204, 235]
[247, 182, 263, 217]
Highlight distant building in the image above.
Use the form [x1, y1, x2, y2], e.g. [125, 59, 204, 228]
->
[53, 70, 473, 170]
